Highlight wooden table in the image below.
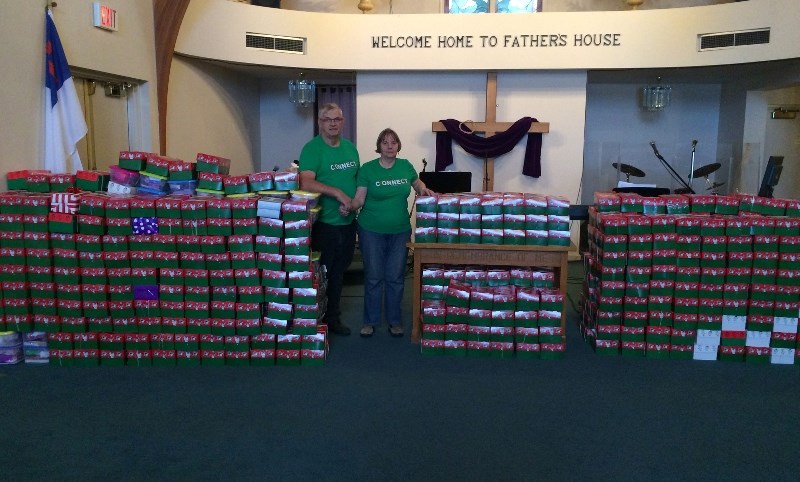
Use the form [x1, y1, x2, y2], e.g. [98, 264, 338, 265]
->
[409, 242, 573, 342]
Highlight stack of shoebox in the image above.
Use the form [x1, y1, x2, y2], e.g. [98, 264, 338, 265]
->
[419, 265, 565, 359]
[414, 192, 571, 246]
[582, 191, 800, 364]
[1, 159, 327, 367]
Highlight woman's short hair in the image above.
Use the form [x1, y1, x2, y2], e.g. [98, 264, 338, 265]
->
[376, 128, 401, 153]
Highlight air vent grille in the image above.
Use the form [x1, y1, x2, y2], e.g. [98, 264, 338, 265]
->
[245, 33, 305, 54]
[699, 28, 770, 51]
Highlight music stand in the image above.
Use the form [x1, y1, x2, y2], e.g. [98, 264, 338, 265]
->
[758, 156, 784, 198]
[419, 171, 472, 194]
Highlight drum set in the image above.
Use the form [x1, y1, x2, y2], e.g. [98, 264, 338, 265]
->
[612, 161, 724, 195]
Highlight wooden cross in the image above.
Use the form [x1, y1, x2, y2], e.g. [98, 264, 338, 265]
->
[432, 72, 550, 192]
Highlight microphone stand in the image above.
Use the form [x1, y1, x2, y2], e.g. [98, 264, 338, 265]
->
[688, 140, 697, 188]
[650, 142, 694, 194]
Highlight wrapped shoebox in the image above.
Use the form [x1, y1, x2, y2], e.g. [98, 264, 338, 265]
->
[273, 172, 299, 191]
[254, 217, 283, 238]
[195, 152, 231, 175]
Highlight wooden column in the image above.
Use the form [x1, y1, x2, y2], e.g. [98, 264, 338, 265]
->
[153, 0, 190, 156]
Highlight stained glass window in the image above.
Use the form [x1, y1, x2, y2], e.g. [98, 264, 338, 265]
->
[446, 0, 539, 13]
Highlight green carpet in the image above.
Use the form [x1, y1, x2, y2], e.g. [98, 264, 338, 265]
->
[2, 261, 799, 481]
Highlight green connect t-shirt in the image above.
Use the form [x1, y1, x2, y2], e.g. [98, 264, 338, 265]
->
[298, 136, 360, 226]
[356, 158, 418, 234]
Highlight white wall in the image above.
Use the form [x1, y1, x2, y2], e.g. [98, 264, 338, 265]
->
[167, 57, 262, 176]
[179, 0, 800, 71]
[0, 0, 157, 184]
[357, 70, 586, 241]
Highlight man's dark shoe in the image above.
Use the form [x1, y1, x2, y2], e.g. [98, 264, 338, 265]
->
[328, 321, 351, 336]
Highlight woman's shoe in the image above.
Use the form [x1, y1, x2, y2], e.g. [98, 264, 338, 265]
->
[388, 325, 404, 337]
[360, 325, 375, 337]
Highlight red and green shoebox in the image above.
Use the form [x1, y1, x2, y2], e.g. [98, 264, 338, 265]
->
[247, 348, 274, 366]
[422, 303, 446, 325]
[646, 325, 672, 344]
[221, 175, 248, 195]
[225, 350, 250, 367]
[262, 317, 288, 335]
[233, 318, 259, 336]
[718, 345, 745, 362]
[74, 170, 109, 192]
[646, 342, 671, 359]
[668, 343, 693, 360]
[264, 287, 290, 304]
[142, 154, 174, 178]
[117, 151, 150, 171]
[196, 153, 231, 175]
[148, 349, 175, 367]
[230, 252, 256, 271]
[181, 218, 208, 236]
[620, 340, 645, 357]
[273, 348, 299, 366]
[595, 324, 620, 341]
[124, 349, 152, 366]
[230, 217, 256, 236]
[6, 170, 51, 190]
[594, 339, 620, 356]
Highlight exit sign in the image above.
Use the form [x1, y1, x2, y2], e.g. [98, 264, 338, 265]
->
[93, 2, 118, 31]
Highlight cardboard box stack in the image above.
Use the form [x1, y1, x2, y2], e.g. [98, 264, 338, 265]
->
[414, 192, 571, 246]
[419, 265, 565, 359]
[582, 191, 800, 365]
[0, 153, 326, 367]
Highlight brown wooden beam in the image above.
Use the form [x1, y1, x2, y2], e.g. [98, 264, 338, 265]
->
[153, 0, 190, 155]
[431, 121, 550, 133]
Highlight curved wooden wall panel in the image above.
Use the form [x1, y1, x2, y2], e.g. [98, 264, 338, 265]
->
[153, 0, 190, 155]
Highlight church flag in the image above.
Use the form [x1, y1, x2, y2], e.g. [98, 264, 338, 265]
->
[44, 10, 87, 173]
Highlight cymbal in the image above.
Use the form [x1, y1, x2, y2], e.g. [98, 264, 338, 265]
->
[692, 162, 721, 178]
[612, 162, 646, 178]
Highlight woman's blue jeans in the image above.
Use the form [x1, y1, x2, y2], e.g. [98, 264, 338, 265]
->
[357, 226, 410, 327]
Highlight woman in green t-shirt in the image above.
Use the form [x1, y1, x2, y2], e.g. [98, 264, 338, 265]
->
[351, 128, 435, 337]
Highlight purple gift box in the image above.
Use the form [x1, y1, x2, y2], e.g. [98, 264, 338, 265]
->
[132, 217, 158, 235]
[133, 284, 160, 301]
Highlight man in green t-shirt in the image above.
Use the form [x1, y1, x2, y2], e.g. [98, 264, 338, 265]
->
[298, 103, 360, 336]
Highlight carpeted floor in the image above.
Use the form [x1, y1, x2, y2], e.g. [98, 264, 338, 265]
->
[2, 261, 800, 481]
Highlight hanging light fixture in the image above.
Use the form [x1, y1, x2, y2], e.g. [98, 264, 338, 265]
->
[288, 73, 316, 108]
[626, 0, 644, 9]
[641, 77, 671, 112]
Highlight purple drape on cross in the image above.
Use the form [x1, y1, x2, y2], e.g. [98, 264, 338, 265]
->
[434, 117, 542, 178]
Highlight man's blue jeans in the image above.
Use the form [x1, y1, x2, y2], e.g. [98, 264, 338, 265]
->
[357, 226, 410, 327]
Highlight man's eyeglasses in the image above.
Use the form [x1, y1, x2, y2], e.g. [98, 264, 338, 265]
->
[320, 117, 343, 124]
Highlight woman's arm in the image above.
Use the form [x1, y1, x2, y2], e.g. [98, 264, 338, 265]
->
[351, 186, 368, 211]
[412, 179, 436, 197]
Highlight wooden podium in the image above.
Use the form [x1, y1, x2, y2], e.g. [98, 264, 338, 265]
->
[409, 242, 572, 343]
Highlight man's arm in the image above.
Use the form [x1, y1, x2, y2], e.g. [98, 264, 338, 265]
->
[299, 170, 352, 206]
